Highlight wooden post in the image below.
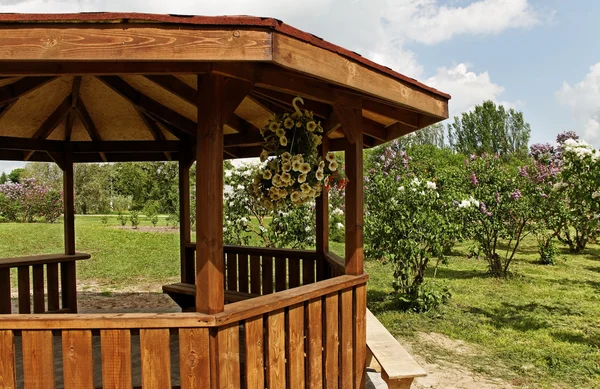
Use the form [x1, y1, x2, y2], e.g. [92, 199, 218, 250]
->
[195, 73, 226, 314]
[61, 152, 77, 312]
[334, 97, 364, 276]
[315, 137, 330, 281]
[179, 151, 195, 285]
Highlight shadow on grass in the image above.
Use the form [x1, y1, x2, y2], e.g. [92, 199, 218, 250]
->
[366, 289, 398, 315]
[467, 302, 582, 332]
[432, 266, 490, 280]
[551, 329, 600, 348]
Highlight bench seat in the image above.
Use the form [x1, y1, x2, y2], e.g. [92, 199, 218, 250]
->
[162, 282, 258, 311]
[0, 253, 90, 269]
[366, 308, 426, 389]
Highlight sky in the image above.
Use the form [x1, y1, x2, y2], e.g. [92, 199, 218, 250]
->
[1, 0, 599, 173]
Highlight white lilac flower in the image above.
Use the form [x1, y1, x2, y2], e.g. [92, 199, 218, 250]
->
[398, 186, 405, 191]
[336, 222, 344, 229]
[426, 181, 437, 190]
[332, 208, 343, 216]
[593, 191, 600, 199]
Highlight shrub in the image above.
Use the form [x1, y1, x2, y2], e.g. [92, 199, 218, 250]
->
[143, 201, 160, 228]
[101, 216, 109, 225]
[166, 213, 179, 228]
[112, 195, 132, 213]
[130, 211, 140, 229]
[117, 212, 127, 227]
[40, 190, 62, 223]
[0, 192, 20, 222]
[538, 236, 560, 265]
[0, 178, 62, 223]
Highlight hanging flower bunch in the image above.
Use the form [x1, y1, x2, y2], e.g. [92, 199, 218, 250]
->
[249, 97, 341, 208]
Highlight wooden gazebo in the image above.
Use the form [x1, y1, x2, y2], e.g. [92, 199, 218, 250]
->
[0, 13, 449, 389]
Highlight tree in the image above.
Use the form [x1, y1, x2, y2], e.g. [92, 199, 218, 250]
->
[0, 172, 7, 184]
[22, 162, 62, 190]
[8, 168, 24, 183]
[448, 100, 531, 159]
[74, 164, 111, 214]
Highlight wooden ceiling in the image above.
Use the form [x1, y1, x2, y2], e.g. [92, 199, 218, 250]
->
[0, 15, 450, 163]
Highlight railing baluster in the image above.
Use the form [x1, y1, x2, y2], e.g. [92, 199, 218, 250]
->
[62, 330, 94, 389]
[226, 252, 238, 292]
[340, 289, 354, 389]
[324, 293, 340, 389]
[244, 316, 265, 389]
[17, 266, 30, 314]
[218, 323, 241, 389]
[140, 329, 172, 389]
[46, 263, 59, 312]
[0, 330, 16, 388]
[261, 255, 273, 295]
[266, 309, 285, 389]
[249, 255, 261, 295]
[306, 299, 323, 388]
[0, 269, 10, 314]
[353, 284, 367, 389]
[274, 257, 286, 292]
[31, 265, 44, 314]
[100, 329, 133, 389]
[238, 253, 249, 294]
[22, 330, 55, 389]
[288, 258, 300, 289]
[302, 257, 315, 285]
[179, 328, 210, 389]
[286, 304, 305, 389]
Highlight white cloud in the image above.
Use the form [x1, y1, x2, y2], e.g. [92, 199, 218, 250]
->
[426, 63, 514, 117]
[556, 63, 600, 145]
[0, 161, 25, 174]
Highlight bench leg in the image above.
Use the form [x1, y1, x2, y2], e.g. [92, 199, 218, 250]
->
[385, 378, 414, 389]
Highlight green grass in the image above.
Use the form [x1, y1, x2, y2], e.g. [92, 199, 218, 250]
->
[1, 216, 599, 387]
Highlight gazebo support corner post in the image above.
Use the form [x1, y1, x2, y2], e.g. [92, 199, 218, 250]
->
[179, 149, 195, 285]
[61, 151, 77, 312]
[195, 72, 226, 315]
[316, 137, 330, 281]
[335, 95, 367, 389]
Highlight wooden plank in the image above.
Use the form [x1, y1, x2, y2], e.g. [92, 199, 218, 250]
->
[0, 330, 16, 389]
[340, 289, 354, 389]
[22, 330, 55, 389]
[62, 330, 94, 389]
[266, 310, 285, 389]
[324, 294, 340, 389]
[0, 27, 272, 62]
[212, 274, 368, 327]
[261, 255, 273, 295]
[46, 263, 59, 312]
[140, 329, 172, 389]
[316, 136, 330, 281]
[237, 254, 249, 294]
[306, 299, 323, 389]
[222, 245, 316, 259]
[288, 258, 301, 289]
[63, 153, 76, 255]
[179, 155, 194, 285]
[286, 304, 305, 389]
[365, 309, 426, 381]
[179, 328, 211, 389]
[244, 316, 265, 389]
[249, 255, 261, 295]
[32, 265, 45, 314]
[0, 62, 212, 76]
[217, 324, 241, 389]
[17, 266, 30, 314]
[302, 258, 315, 285]
[196, 73, 225, 314]
[354, 285, 367, 389]
[272, 33, 448, 119]
[61, 262, 77, 313]
[274, 257, 287, 292]
[0, 269, 10, 314]
[226, 253, 238, 292]
[100, 329, 133, 389]
[0, 253, 90, 269]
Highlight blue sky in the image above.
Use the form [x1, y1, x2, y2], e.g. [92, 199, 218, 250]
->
[1, 0, 599, 173]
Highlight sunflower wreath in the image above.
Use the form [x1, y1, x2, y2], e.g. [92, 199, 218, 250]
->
[249, 97, 341, 209]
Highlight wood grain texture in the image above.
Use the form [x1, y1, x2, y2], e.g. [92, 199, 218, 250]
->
[340, 289, 354, 389]
[324, 293, 339, 389]
[140, 329, 172, 389]
[179, 328, 211, 389]
[244, 316, 264, 389]
[272, 33, 448, 119]
[62, 330, 94, 389]
[306, 299, 323, 389]
[266, 310, 285, 389]
[22, 330, 55, 389]
[0, 330, 16, 389]
[217, 324, 241, 389]
[100, 329, 133, 389]
[0, 27, 272, 62]
[286, 304, 305, 389]
[196, 73, 225, 314]
[354, 285, 367, 389]
[0, 269, 10, 314]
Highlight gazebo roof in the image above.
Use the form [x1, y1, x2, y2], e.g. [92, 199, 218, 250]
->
[0, 13, 450, 163]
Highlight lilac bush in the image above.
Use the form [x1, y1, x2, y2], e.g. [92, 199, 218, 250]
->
[0, 178, 62, 223]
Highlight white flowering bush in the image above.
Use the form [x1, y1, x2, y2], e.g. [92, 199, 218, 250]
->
[224, 163, 315, 249]
[249, 97, 340, 209]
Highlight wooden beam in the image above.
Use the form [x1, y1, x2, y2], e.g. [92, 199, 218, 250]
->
[0, 76, 56, 105]
[252, 87, 331, 119]
[385, 122, 417, 141]
[65, 76, 82, 141]
[334, 97, 364, 276]
[179, 149, 195, 285]
[77, 100, 101, 142]
[97, 76, 197, 136]
[0, 26, 272, 62]
[0, 136, 181, 153]
[316, 137, 330, 280]
[0, 62, 213, 76]
[0, 101, 16, 121]
[362, 118, 386, 142]
[63, 153, 75, 255]
[144, 75, 197, 104]
[223, 78, 255, 123]
[224, 132, 265, 148]
[31, 95, 72, 140]
[196, 73, 226, 314]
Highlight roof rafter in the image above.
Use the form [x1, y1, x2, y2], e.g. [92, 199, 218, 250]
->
[0, 76, 56, 106]
[64, 76, 82, 141]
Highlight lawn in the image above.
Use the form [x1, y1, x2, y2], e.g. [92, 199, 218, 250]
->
[2, 216, 599, 388]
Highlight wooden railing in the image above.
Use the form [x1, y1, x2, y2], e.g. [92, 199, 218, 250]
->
[182, 244, 322, 295]
[0, 274, 369, 389]
[0, 253, 90, 314]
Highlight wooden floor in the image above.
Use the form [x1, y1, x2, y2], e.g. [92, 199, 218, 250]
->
[13, 331, 190, 389]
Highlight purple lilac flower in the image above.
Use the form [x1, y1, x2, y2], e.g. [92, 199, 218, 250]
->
[556, 131, 579, 145]
[511, 189, 522, 200]
[471, 172, 479, 185]
[496, 192, 501, 204]
[480, 202, 493, 217]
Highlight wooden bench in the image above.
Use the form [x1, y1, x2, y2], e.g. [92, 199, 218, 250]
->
[162, 282, 258, 311]
[0, 253, 91, 314]
[366, 308, 427, 389]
